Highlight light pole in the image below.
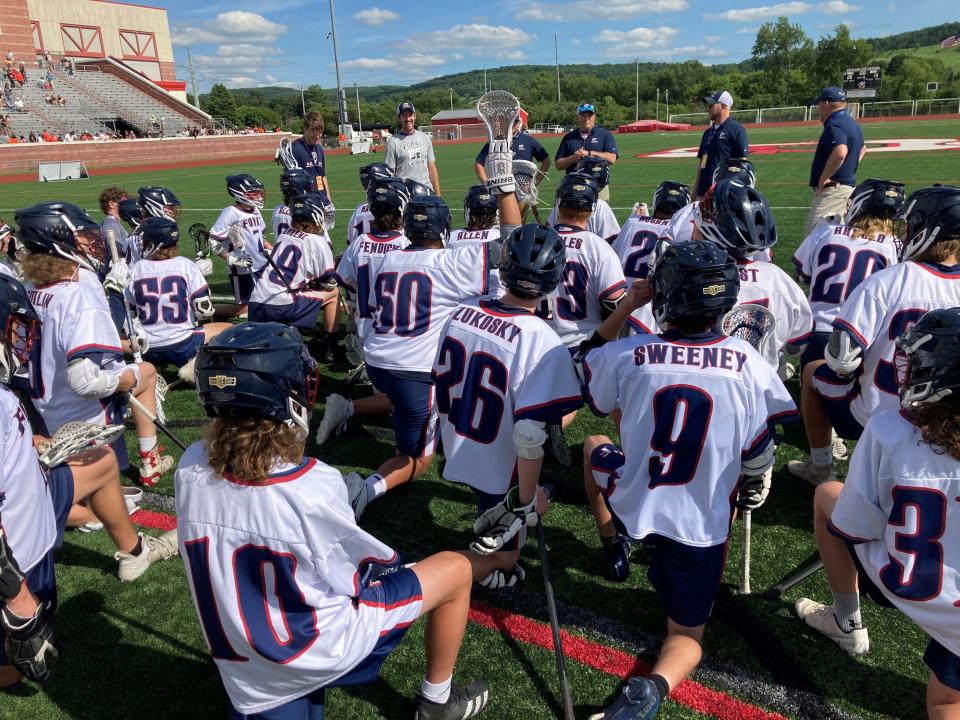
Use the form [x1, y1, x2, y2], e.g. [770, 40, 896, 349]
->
[355, 84, 362, 133]
[449, 88, 454, 110]
[327, 0, 346, 135]
[299, 85, 306, 116]
[656, 88, 659, 126]
[665, 89, 669, 123]
[175, 47, 207, 109]
[634, 57, 640, 122]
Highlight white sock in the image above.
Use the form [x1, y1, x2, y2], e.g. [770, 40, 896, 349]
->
[365, 473, 387, 499]
[810, 445, 833, 467]
[420, 676, 452, 704]
[345, 399, 355, 417]
[138, 435, 158, 453]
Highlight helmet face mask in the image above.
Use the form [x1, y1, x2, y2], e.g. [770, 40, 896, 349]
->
[74, 227, 107, 270]
[0, 275, 40, 385]
[894, 308, 960, 408]
[893, 186, 960, 261]
[227, 175, 266, 210]
[694, 180, 776, 259]
[15, 202, 104, 273]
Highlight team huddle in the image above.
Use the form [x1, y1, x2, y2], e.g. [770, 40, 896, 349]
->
[0, 113, 959, 720]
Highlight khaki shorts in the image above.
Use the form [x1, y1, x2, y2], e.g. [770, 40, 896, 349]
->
[804, 183, 853, 235]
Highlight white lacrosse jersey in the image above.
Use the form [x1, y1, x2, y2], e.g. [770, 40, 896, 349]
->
[175, 443, 415, 715]
[364, 244, 491, 373]
[271, 203, 291, 241]
[433, 298, 583, 495]
[125, 230, 143, 265]
[449, 226, 503, 297]
[548, 199, 621, 242]
[335, 230, 409, 342]
[830, 410, 960, 657]
[127, 256, 210, 349]
[611, 215, 671, 281]
[544, 224, 627, 348]
[584, 331, 798, 546]
[792, 223, 898, 333]
[347, 202, 375, 246]
[627, 302, 659, 336]
[250, 230, 335, 308]
[101, 215, 130, 263]
[0, 386, 56, 574]
[735, 260, 814, 367]
[26, 280, 129, 433]
[834, 261, 960, 425]
[210, 204, 268, 274]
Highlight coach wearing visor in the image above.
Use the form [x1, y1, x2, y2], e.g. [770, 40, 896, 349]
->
[555, 102, 619, 201]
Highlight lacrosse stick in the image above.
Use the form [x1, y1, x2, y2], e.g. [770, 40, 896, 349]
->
[764, 555, 825, 599]
[477, 91, 520, 194]
[104, 232, 144, 364]
[722, 303, 777, 595]
[126, 392, 187, 451]
[36, 421, 126, 470]
[188, 223, 211, 259]
[276, 137, 299, 170]
[513, 160, 540, 207]
[537, 485, 575, 720]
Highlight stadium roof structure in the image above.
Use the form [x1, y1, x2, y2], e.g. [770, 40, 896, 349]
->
[431, 108, 482, 122]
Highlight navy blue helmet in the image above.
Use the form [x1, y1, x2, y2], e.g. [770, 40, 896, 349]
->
[226, 174, 265, 209]
[367, 177, 409, 216]
[575, 156, 610, 190]
[895, 185, 960, 261]
[651, 240, 739, 326]
[196, 322, 320, 434]
[896, 307, 960, 408]
[695, 179, 777, 258]
[359, 162, 392, 190]
[403, 179, 434, 200]
[556, 172, 599, 211]
[289, 192, 328, 226]
[499, 223, 566, 299]
[139, 216, 181, 258]
[280, 168, 313, 204]
[403, 196, 451, 245]
[118, 198, 144, 229]
[0, 274, 40, 385]
[138, 186, 181, 220]
[847, 179, 905, 224]
[15, 201, 104, 272]
[712, 159, 756, 188]
[652, 181, 691, 218]
[463, 184, 498, 227]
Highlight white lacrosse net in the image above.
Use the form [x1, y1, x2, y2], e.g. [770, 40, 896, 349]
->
[722, 303, 777, 354]
[513, 160, 540, 207]
[37, 421, 124, 469]
[476, 91, 521, 141]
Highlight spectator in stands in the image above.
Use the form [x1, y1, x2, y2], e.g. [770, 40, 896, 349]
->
[43, 52, 52, 69]
[692, 90, 749, 201]
[28, 131, 37, 143]
[10, 68, 23, 89]
[554, 102, 619, 201]
[13, 97, 23, 113]
[17, 62, 25, 82]
[4, 51, 12, 64]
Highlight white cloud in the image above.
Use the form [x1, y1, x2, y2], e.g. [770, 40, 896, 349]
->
[519, 0, 687, 21]
[704, 35, 722, 42]
[340, 57, 393, 71]
[597, 26, 678, 51]
[407, 53, 446, 67]
[605, 43, 727, 60]
[340, 53, 444, 72]
[705, 2, 812, 21]
[404, 24, 533, 50]
[172, 11, 286, 46]
[736, 26, 759, 33]
[819, 0, 860, 13]
[353, 7, 400, 26]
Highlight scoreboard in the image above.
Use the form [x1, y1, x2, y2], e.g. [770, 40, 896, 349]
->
[843, 67, 882, 97]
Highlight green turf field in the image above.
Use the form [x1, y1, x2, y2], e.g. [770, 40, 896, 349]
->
[3, 118, 960, 720]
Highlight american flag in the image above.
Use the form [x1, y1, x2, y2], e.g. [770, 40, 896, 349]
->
[941, 35, 960, 49]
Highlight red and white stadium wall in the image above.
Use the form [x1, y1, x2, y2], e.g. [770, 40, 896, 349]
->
[0, 134, 294, 179]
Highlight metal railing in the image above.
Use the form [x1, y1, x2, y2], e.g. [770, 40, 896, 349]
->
[669, 98, 959, 124]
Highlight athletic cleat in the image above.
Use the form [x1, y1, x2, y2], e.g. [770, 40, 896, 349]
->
[603, 534, 632, 582]
[588, 675, 661, 720]
[115, 529, 179, 582]
[832, 433, 848, 461]
[178, 356, 197, 385]
[123, 486, 143, 515]
[547, 423, 571, 466]
[139, 445, 174, 487]
[795, 598, 870, 655]
[315, 394, 353, 445]
[414, 680, 490, 720]
[787, 458, 837, 486]
[343, 471, 370, 520]
[344, 363, 371, 386]
[778, 357, 796, 381]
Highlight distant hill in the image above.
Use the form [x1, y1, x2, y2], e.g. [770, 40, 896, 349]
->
[863, 22, 960, 52]
[872, 43, 960, 73]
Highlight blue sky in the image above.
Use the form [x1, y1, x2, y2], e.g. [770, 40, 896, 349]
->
[165, 0, 956, 90]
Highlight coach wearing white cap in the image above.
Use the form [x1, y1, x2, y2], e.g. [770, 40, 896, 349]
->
[692, 90, 749, 200]
[385, 101, 441, 194]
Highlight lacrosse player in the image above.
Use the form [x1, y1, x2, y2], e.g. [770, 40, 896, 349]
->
[0, 274, 176, 689]
[613, 181, 690, 283]
[433, 224, 582, 589]
[272, 167, 314, 241]
[386, 101, 440, 194]
[795, 307, 960, 720]
[548, 157, 620, 242]
[16, 202, 173, 486]
[0, 221, 19, 279]
[209, 174, 269, 310]
[180, 322, 490, 720]
[668, 160, 756, 246]
[98, 187, 130, 262]
[343, 196, 496, 519]
[126, 217, 231, 383]
[347, 163, 394, 246]
[450, 185, 502, 296]
[791, 185, 960, 485]
[582, 240, 797, 720]
[118, 197, 144, 262]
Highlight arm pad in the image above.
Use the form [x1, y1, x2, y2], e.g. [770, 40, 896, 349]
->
[66, 358, 119, 398]
[513, 419, 546, 460]
[742, 439, 776, 477]
[600, 292, 624, 321]
[192, 295, 215, 322]
[825, 328, 862, 377]
[0, 528, 25, 601]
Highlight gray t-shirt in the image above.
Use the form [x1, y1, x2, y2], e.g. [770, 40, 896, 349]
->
[384, 130, 436, 189]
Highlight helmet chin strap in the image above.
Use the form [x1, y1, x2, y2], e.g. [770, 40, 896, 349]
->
[0, 346, 14, 386]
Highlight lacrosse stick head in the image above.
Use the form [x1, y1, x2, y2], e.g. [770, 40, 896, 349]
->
[477, 91, 521, 143]
[513, 160, 540, 207]
[723, 303, 777, 355]
[276, 137, 300, 170]
[188, 223, 211, 258]
[37, 421, 125, 470]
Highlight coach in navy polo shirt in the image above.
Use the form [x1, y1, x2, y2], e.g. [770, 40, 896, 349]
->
[290, 110, 331, 202]
[475, 114, 550, 184]
[805, 85, 865, 234]
[555, 103, 619, 200]
[693, 90, 749, 200]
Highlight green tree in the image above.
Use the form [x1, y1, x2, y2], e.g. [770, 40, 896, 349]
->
[752, 17, 814, 102]
[813, 25, 872, 88]
[204, 84, 238, 126]
[236, 105, 281, 128]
